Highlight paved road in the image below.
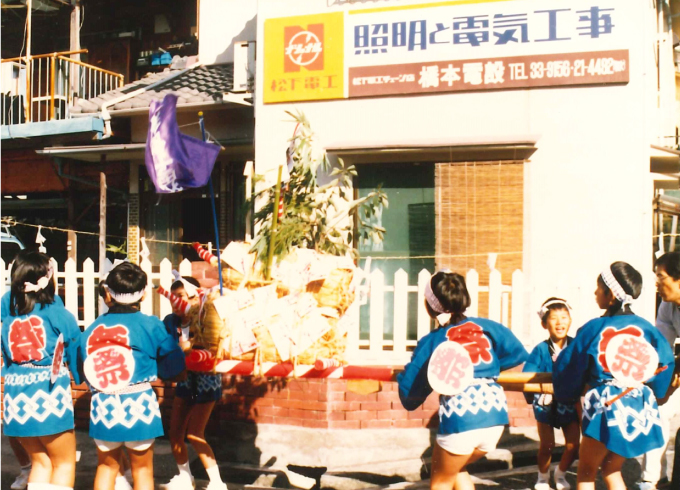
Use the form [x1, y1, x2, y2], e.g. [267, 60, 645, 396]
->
[1, 429, 676, 490]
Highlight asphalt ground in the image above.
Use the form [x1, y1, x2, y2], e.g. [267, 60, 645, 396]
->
[1, 425, 677, 490]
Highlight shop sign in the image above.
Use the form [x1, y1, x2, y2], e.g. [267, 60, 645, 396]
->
[263, 0, 629, 103]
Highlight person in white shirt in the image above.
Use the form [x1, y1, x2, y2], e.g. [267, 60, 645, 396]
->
[637, 252, 680, 490]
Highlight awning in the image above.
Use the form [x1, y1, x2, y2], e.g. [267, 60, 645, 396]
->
[326, 135, 539, 163]
[1, 116, 104, 141]
[651, 144, 680, 174]
[36, 137, 254, 162]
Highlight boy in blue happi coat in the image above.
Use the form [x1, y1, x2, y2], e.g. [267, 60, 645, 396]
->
[81, 262, 185, 490]
[553, 262, 675, 490]
[523, 298, 580, 490]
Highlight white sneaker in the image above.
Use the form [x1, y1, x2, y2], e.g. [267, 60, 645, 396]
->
[10, 471, 29, 490]
[534, 482, 552, 490]
[555, 474, 570, 490]
[637, 482, 657, 490]
[205, 482, 228, 490]
[115, 475, 133, 490]
[164, 473, 196, 489]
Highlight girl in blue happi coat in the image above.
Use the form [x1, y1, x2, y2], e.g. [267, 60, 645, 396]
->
[553, 262, 675, 490]
[1, 250, 83, 490]
[398, 271, 528, 490]
[81, 262, 185, 490]
[523, 298, 580, 490]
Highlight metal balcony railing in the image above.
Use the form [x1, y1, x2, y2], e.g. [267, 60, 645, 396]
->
[1, 49, 124, 126]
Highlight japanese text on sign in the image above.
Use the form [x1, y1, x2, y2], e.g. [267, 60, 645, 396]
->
[604, 332, 659, 387]
[427, 341, 474, 396]
[348, 50, 628, 98]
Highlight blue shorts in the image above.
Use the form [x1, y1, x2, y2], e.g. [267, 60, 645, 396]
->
[532, 397, 579, 429]
[175, 371, 222, 404]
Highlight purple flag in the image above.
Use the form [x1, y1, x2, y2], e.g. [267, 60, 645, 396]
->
[145, 94, 220, 193]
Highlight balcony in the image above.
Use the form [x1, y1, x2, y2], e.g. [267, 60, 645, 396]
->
[1, 50, 123, 139]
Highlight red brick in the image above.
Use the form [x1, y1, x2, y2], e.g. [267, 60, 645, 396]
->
[328, 401, 362, 411]
[345, 410, 376, 421]
[360, 401, 391, 411]
[328, 411, 345, 421]
[393, 419, 424, 429]
[258, 406, 290, 418]
[392, 401, 408, 410]
[407, 411, 425, 420]
[250, 397, 274, 408]
[377, 391, 400, 403]
[380, 382, 395, 391]
[328, 420, 361, 429]
[266, 387, 290, 399]
[303, 419, 329, 429]
[376, 410, 408, 420]
[346, 392, 377, 402]
[289, 390, 324, 402]
[276, 417, 304, 427]
[287, 380, 307, 391]
[328, 380, 347, 391]
[361, 419, 393, 429]
[319, 391, 345, 402]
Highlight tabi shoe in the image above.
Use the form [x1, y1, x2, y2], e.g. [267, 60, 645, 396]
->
[164, 473, 196, 489]
[534, 482, 552, 490]
[555, 473, 571, 490]
[205, 481, 228, 490]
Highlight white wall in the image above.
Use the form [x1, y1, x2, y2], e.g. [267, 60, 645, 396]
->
[255, 0, 662, 340]
[199, 0, 257, 64]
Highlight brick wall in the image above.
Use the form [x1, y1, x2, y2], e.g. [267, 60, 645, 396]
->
[63, 374, 534, 430]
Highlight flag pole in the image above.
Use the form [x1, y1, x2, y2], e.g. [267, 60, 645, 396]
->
[265, 165, 283, 281]
[198, 112, 224, 296]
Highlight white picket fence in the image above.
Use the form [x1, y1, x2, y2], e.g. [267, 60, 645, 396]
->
[0, 256, 524, 365]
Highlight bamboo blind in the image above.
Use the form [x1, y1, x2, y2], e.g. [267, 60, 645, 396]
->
[435, 160, 524, 284]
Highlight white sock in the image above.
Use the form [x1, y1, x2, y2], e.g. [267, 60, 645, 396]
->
[27, 484, 53, 490]
[206, 464, 223, 482]
[537, 470, 550, 483]
[50, 486, 74, 490]
[20, 463, 31, 474]
[178, 461, 193, 479]
[555, 467, 567, 480]
[124, 469, 133, 482]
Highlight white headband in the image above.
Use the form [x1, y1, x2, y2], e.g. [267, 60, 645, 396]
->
[425, 272, 451, 315]
[537, 298, 572, 321]
[600, 268, 634, 306]
[171, 269, 197, 298]
[24, 265, 54, 293]
[105, 285, 145, 305]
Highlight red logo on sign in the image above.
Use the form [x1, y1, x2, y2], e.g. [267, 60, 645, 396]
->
[446, 322, 493, 365]
[284, 24, 324, 73]
[87, 324, 130, 354]
[598, 325, 643, 372]
[8, 317, 46, 363]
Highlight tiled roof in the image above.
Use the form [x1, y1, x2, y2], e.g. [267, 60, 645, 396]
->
[72, 63, 234, 114]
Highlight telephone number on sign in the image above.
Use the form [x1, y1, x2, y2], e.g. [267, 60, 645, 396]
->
[529, 58, 627, 79]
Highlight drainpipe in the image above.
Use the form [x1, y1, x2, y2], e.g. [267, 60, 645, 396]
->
[100, 64, 200, 139]
[53, 158, 128, 199]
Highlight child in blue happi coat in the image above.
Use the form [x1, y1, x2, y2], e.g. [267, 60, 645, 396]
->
[553, 262, 675, 490]
[1, 250, 83, 490]
[524, 298, 580, 490]
[81, 262, 185, 490]
[398, 271, 528, 490]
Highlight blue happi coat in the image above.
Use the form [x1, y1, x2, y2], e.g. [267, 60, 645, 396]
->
[1, 291, 83, 437]
[553, 314, 675, 458]
[81, 310, 185, 442]
[523, 338, 578, 428]
[398, 317, 528, 434]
